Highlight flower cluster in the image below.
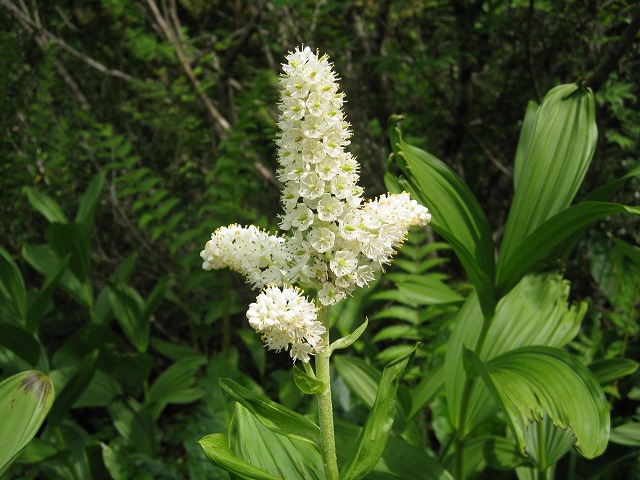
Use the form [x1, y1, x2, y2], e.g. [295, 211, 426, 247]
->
[246, 286, 324, 363]
[201, 46, 431, 362]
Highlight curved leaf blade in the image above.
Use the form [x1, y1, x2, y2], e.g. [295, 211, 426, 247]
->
[339, 346, 417, 480]
[497, 201, 639, 294]
[387, 117, 496, 318]
[499, 83, 598, 285]
[199, 433, 283, 480]
[0, 371, 55, 476]
[219, 378, 321, 449]
[465, 346, 610, 459]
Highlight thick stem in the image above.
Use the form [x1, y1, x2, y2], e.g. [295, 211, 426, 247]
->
[315, 307, 339, 480]
[454, 307, 495, 480]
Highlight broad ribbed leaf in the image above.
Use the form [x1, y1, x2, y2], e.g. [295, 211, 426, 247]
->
[445, 274, 585, 435]
[47, 350, 99, 429]
[497, 202, 639, 294]
[0, 322, 41, 365]
[0, 371, 55, 476]
[521, 415, 575, 470]
[465, 346, 609, 459]
[409, 364, 444, 419]
[335, 419, 454, 480]
[23, 187, 67, 223]
[219, 378, 320, 448]
[232, 403, 324, 479]
[499, 83, 597, 286]
[443, 435, 525, 478]
[75, 171, 105, 227]
[45, 222, 91, 281]
[147, 356, 206, 419]
[199, 433, 284, 480]
[589, 358, 639, 385]
[608, 423, 640, 446]
[26, 255, 69, 333]
[387, 117, 496, 318]
[108, 284, 148, 352]
[0, 247, 27, 322]
[513, 100, 539, 189]
[339, 346, 417, 480]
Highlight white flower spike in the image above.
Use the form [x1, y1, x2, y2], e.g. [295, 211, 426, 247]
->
[201, 46, 431, 362]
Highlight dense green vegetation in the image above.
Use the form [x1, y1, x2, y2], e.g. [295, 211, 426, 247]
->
[1, 1, 639, 479]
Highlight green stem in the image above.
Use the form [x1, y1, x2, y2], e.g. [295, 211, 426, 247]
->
[316, 307, 339, 480]
[454, 307, 495, 480]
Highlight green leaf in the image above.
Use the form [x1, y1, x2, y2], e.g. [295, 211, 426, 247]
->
[146, 356, 206, 419]
[330, 318, 368, 353]
[608, 422, 640, 446]
[499, 83, 597, 286]
[513, 100, 539, 189]
[443, 435, 525, 478]
[0, 322, 41, 365]
[293, 366, 326, 395]
[45, 222, 92, 281]
[0, 247, 27, 322]
[110, 397, 158, 454]
[0, 371, 55, 476]
[75, 171, 106, 227]
[496, 201, 640, 294]
[333, 355, 382, 409]
[409, 364, 444, 419]
[22, 244, 93, 308]
[335, 419, 454, 479]
[521, 415, 575, 470]
[219, 378, 321, 449]
[23, 187, 68, 223]
[232, 403, 325, 479]
[47, 350, 99, 429]
[465, 346, 610, 458]
[199, 433, 283, 480]
[590, 358, 639, 385]
[387, 117, 496, 318]
[339, 345, 417, 480]
[445, 273, 585, 436]
[395, 275, 464, 305]
[108, 284, 148, 352]
[26, 254, 70, 333]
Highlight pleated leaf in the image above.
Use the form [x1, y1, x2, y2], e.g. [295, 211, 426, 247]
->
[590, 358, 639, 385]
[199, 433, 284, 480]
[498, 83, 597, 289]
[497, 202, 639, 294]
[465, 346, 610, 459]
[387, 116, 496, 318]
[445, 274, 585, 435]
[147, 356, 207, 419]
[232, 403, 325, 479]
[74, 171, 105, 228]
[219, 378, 321, 449]
[23, 187, 67, 223]
[0, 246, 27, 322]
[0, 371, 55, 476]
[339, 346, 417, 480]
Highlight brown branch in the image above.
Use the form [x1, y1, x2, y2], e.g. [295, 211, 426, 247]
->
[463, 123, 512, 178]
[145, 0, 231, 136]
[0, 0, 139, 83]
[586, 2, 640, 91]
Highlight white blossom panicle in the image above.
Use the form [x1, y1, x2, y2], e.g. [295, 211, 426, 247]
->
[200, 224, 292, 289]
[273, 46, 431, 305]
[201, 46, 432, 361]
[246, 286, 325, 362]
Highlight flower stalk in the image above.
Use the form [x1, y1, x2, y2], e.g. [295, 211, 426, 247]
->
[315, 307, 339, 480]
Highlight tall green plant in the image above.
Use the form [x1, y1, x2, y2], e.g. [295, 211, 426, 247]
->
[386, 81, 639, 479]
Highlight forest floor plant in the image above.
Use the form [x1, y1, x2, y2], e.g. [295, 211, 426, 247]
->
[198, 46, 639, 480]
[199, 46, 431, 480]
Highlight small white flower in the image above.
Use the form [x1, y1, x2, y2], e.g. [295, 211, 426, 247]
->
[246, 286, 325, 362]
[308, 226, 336, 253]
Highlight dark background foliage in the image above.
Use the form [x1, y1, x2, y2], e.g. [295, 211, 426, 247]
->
[0, 0, 638, 478]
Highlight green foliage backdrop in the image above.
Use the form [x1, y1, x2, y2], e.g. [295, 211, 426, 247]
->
[0, 0, 639, 478]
